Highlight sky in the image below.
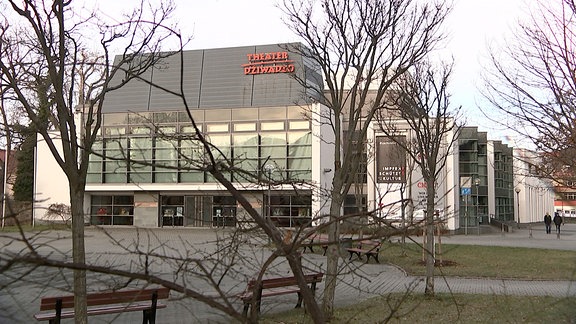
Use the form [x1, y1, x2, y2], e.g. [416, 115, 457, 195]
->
[97, 0, 530, 144]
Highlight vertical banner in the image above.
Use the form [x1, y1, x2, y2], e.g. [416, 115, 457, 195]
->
[376, 136, 406, 183]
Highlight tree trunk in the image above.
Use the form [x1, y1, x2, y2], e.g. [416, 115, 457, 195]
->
[322, 198, 341, 318]
[424, 178, 435, 296]
[285, 252, 325, 323]
[70, 187, 87, 323]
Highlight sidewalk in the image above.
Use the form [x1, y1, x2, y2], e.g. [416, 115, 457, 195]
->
[319, 223, 576, 310]
[437, 222, 576, 251]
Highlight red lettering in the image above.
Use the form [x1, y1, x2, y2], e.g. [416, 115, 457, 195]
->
[242, 51, 295, 74]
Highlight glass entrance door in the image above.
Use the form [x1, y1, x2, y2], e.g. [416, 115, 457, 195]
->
[185, 196, 212, 227]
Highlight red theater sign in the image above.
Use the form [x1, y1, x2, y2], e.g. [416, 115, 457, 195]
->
[242, 51, 295, 75]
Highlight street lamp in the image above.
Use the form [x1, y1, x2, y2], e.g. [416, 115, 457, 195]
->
[528, 186, 533, 238]
[515, 187, 521, 228]
[474, 178, 481, 235]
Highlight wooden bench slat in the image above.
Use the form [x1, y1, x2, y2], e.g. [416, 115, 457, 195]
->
[39, 287, 170, 310]
[240, 287, 301, 300]
[34, 303, 167, 321]
[36, 287, 170, 322]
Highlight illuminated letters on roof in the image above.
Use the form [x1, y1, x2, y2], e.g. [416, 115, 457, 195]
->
[242, 51, 295, 75]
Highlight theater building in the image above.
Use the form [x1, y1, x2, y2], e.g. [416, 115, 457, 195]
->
[34, 43, 547, 231]
[34, 43, 336, 228]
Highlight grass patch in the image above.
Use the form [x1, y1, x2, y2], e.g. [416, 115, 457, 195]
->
[382, 242, 576, 280]
[262, 294, 576, 323]
[0, 223, 70, 232]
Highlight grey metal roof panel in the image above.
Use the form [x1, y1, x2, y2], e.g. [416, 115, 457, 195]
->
[102, 43, 319, 112]
[199, 46, 254, 108]
[104, 68, 153, 113]
[148, 51, 203, 110]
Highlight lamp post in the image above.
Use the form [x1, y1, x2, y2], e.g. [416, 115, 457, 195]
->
[474, 178, 481, 235]
[464, 191, 468, 235]
[515, 187, 521, 228]
[528, 186, 533, 238]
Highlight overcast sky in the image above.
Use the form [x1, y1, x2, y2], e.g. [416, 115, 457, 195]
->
[97, 0, 530, 143]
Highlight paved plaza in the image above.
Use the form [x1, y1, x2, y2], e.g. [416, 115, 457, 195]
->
[1, 223, 576, 323]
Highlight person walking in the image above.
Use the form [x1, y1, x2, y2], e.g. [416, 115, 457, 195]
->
[553, 212, 563, 234]
[544, 212, 552, 234]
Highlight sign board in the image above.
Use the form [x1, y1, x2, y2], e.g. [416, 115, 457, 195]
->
[460, 176, 472, 195]
[242, 51, 295, 75]
[375, 136, 406, 183]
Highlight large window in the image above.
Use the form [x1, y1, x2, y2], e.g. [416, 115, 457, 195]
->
[87, 107, 313, 184]
[265, 194, 312, 227]
[155, 138, 178, 183]
[288, 131, 312, 180]
[161, 196, 184, 226]
[344, 195, 367, 216]
[91, 195, 134, 225]
[180, 138, 204, 182]
[212, 196, 237, 227]
[87, 141, 103, 183]
[233, 134, 260, 181]
[103, 139, 128, 183]
[129, 137, 153, 183]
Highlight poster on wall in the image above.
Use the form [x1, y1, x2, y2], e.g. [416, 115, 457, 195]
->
[376, 136, 406, 183]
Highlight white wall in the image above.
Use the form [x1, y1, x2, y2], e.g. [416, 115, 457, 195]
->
[33, 133, 71, 224]
[514, 148, 555, 224]
[311, 102, 334, 224]
[367, 120, 459, 230]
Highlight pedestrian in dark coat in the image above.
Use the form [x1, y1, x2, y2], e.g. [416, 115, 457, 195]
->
[544, 212, 552, 234]
[553, 212, 563, 234]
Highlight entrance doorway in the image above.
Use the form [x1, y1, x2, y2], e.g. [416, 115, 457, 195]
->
[159, 195, 238, 227]
[185, 196, 212, 227]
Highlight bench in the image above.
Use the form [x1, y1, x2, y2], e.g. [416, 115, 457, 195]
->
[346, 240, 382, 263]
[302, 234, 329, 255]
[34, 287, 170, 324]
[239, 272, 324, 316]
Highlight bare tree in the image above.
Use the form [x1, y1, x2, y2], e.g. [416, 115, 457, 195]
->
[280, 0, 450, 316]
[0, 0, 179, 322]
[483, 0, 576, 181]
[133, 47, 328, 322]
[0, 77, 12, 229]
[377, 60, 461, 296]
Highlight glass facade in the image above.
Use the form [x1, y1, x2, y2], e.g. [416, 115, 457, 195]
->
[87, 107, 312, 184]
[493, 142, 515, 221]
[459, 128, 487, 228]
[459, 128, 515, 226]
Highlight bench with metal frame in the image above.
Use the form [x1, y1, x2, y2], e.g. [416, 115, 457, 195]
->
[301, 234, 329, 255]
[346, 240, 382, 263]
[239, 272, 324, 316]
[34, 287, 170, 324]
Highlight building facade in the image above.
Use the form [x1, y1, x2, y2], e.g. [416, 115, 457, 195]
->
[33, 43, 553, 231]
[513, 148, 556, 224]
[34, 43, 334, 227]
